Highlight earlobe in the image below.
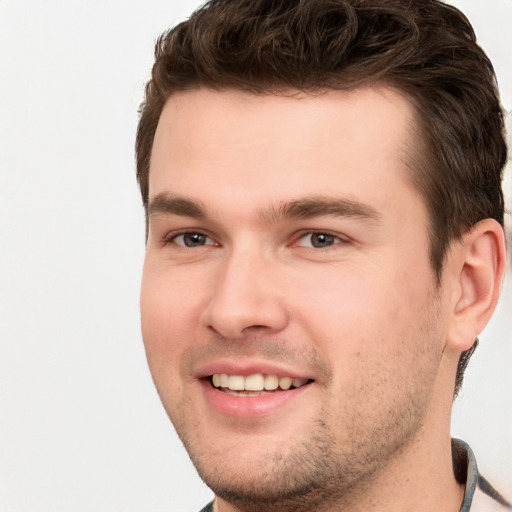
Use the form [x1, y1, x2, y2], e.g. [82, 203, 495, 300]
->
[447, 219, 507, 352]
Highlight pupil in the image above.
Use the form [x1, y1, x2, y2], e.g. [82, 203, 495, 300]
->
[184, 233, 205, 247]
[312, 233, 333, 248]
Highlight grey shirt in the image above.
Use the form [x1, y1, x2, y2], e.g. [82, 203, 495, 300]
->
[453, 439, 511, 512]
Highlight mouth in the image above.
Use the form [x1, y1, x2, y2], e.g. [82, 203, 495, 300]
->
[198, 368, 315, 417]
[209, 373, 313, 396]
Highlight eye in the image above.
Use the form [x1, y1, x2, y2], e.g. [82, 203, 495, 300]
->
[170, 232, 215, 247]
[295, 232, 344, 249]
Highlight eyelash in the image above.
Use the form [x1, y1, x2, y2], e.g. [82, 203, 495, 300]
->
[293, 231, 347, 249]
[162, 230, 348, 250]
[163, 231, 216, 248]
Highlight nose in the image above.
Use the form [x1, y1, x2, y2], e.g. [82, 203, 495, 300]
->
[200, 249, 289, 339]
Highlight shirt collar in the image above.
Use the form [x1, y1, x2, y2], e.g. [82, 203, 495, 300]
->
[453, 438, 479, 512]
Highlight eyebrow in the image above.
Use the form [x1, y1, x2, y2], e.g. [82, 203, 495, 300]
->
[147, 193, 381, 224]
[148, 193, 207, 219]
[263, 197, 381, 224]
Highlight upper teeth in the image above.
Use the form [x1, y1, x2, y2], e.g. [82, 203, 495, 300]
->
[212, 373, 308, 392]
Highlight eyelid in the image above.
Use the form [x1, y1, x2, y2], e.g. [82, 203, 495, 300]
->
[162, 229, 218, 247]
[292, 230, 350, 248]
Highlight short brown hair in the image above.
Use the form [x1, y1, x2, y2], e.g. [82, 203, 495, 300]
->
[135, 0, 507, 394]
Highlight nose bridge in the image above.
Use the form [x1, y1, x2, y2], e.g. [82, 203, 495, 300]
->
[202, 242, 288, 338]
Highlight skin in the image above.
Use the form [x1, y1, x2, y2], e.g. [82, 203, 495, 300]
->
[140, 87, 505, 512]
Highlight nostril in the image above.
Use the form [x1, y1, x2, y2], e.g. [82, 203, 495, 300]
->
[242, 325, 268, 333]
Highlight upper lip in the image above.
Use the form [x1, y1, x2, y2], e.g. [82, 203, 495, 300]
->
[194, 358, 314, 381]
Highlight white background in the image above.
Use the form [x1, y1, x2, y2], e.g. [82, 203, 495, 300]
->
[0, 1, 510, 511]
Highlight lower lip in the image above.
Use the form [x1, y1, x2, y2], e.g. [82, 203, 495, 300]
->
[200, 379, 311, 418]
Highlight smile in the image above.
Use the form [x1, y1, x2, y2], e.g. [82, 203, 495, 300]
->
[200, 370, 315, 417]
[211, 373, 310, 393]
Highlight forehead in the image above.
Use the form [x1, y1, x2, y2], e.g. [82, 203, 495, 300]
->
[149, 87, 420, 213]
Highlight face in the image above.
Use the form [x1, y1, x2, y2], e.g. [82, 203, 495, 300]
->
[141, 87, 449, 511]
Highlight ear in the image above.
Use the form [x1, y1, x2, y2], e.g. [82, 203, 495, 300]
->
[446, 218, 507, 351]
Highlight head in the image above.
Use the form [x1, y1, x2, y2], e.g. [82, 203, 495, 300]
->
[136, 0, 506, 397]
[136, 1, 507, 509]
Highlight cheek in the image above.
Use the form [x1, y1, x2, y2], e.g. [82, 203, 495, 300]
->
[139, 269, 203, 418]
[292, 264, 443, 427]
[290, 260, 436, 359]
[140, 263, 202, 373]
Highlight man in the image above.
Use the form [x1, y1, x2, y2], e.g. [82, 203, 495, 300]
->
[135, 0, 510, 510]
